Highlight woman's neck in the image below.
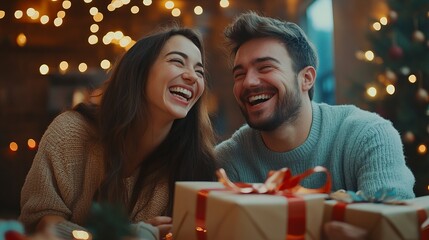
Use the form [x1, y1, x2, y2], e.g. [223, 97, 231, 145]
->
[123, 119, 173, 177]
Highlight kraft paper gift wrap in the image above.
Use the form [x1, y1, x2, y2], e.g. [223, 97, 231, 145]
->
[323, 195, 429, 240]
[172, 181, 327, 240]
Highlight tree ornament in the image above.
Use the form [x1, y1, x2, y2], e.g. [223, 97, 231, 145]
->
[400, 66, 410, 75]
[389, 10, 398, 22]
[385, 69, 397, 82]
[388, 45, 403, 59]
[413, 30, 425, 43]
[416, 88, 429, 103]
[402, 131, 415, 144]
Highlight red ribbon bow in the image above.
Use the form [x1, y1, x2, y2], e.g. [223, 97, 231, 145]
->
[216, 166, 332, 195]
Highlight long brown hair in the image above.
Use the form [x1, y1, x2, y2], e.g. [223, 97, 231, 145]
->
[75, 26, 218, 216]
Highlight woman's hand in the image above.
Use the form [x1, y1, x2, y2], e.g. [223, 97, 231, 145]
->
[324, 221, 368, 240]
[146, 216, 172, 240]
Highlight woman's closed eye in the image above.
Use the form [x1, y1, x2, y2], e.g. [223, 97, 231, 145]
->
[169, 58, 185, 66]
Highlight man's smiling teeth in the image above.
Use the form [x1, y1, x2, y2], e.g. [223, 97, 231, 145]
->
[248, 94, 272, 105]
[169, 86, 192, 101]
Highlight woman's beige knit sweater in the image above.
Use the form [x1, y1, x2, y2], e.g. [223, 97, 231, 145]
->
[19, 111, 168, 238]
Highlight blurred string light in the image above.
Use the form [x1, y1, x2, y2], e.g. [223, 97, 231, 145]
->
[1, 0, 231, 78]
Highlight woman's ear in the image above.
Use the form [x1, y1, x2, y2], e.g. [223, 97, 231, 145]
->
[299, 66, 316, 92]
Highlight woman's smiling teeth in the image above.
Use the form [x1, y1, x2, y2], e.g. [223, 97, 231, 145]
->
[169, 86, 192, 101]
[248, 94, 273, 106]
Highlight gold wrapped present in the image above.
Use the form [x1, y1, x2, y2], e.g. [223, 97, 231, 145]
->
[172, 167, 332, 240]
[323, 194, 429, 240]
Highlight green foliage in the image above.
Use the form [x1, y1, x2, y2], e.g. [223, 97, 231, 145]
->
[85, 202, 133, 240]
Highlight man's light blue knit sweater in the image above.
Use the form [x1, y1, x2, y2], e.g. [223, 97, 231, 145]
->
[215, 102, 415, 199]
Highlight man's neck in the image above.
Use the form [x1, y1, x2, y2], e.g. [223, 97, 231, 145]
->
[260, 100, 313, 152]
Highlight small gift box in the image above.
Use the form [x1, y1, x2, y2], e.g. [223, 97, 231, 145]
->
[172, 167, 331, 240]
[323, 190, 429, 240]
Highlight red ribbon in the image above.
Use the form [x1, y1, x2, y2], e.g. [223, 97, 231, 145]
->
[195, 166, 332, 240]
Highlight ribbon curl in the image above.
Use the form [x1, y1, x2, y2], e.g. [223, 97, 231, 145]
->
[216, 166, 332, 195]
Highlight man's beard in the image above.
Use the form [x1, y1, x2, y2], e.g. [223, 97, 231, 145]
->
[241, 79, 302, 131]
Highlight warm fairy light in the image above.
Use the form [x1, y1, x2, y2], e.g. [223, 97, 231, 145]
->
[103, 34, 113, 45]
[113, 0, 123, 9]
[30, 11, 40, 20]
[15, 10, 23, 19]
[165, 1, 174, 9]
[78, 63, 88, 72]
[418, 144, 427, 154]
[364, 51, 374, 61]
[93, 12, 103, 22]
[9, 142, 18, 152]
[367, 87, 377, 97]
[194, 6, 203, 15]
[408, 74, 417, 83]
[84, 0, 92, 3]
[171, 8, 181, 17]
[121, 0, 131, 5]
[88, 35, 98, 45]
[40, 15, 49, 24]
[220, 0, 230, 8]
[26, 8, 36, 17]
[62, 0, 72, 9]
[100, 59, 111, 69]
[54, 17, 63, 27]
[90, 24, 99, 33]
[372, 22, 381, 31]
[16, 33, 27, 47]
[0, 10, 5, 19]
[386, 84, 395, 95]
[143, 0, 152, 6]
[380, 17, 388, 25]
[107, 4, 115, 11]
[114, 31, 124, 40]
[39, 64, 49, 75]
[59, 61, 69, 73]
[57, 10, 66, 18]
[89, 7, 98, 16]
[27, 139, 36, 149]
[131, 6, 139, 14]
[119, 36, 132, 47]
[72, 230, 90, 240]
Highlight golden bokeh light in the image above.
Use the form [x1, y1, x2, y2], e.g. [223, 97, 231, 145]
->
[93, 12, 103, 22]
[78, 63, 88, 72]
[165, 1, 174, 9]
[10, 142, 18, 152]
[89, 7, 98, 16]
[72, 230, 90, 240]
[16, 33, 27, 47]
[418, 144, 427, 155]
[131, 6, 139, 14]
[0, 10, 5, 19]
[366, 86, 377, 97]
[194, 6, 203, 15]
[220, 0, 230, 8]
[88, 35, 98, 45]
[372, 22, 381, 31]
[54, 17, 63, 27]
[408, 74, 417, 83]
[62, 1, 72, 9]
[364, 50, 374, 61]
[39, 64, 49, 75]
[143, 0, 152, 6]
[40, 15, 49, 24]
[57, 10, 66, 18]
[379, 17, 388, 25]
[100, 59, 111, 70]
[59, 61, 69, 72]
[27, 139, 37, 149]
[14, 10, 23, 19]
[171, 8, 181, 17]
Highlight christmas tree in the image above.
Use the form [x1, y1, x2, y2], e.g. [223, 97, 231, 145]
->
[359, 0, 429, 196]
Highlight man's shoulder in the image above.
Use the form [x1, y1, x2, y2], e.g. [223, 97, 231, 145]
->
[316, 102, 390, 125]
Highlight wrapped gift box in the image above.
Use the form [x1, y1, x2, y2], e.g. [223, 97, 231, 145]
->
[172, 181, 327, 240]
[323, 195, 429, 240]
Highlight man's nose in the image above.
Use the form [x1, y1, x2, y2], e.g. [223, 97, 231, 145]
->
[242, 71, 260, 87]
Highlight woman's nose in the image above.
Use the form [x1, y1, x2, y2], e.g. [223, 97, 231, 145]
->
[182, 71, 198, 83]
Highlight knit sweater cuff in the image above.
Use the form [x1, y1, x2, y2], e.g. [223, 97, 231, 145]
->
[53, 221, 87, 240]
[130, 222, 159, 240]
